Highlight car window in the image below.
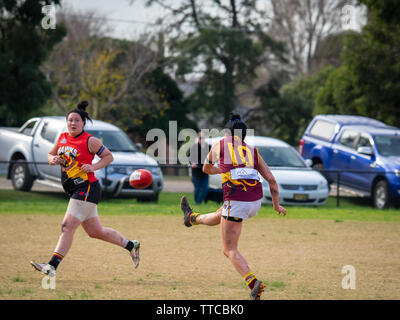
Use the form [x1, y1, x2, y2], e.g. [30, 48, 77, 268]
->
[309, 120, 336, 140]
[374, 135, 400, 157]
[87, 130, 138, 152]
[41, 121, 59, 143]
[257, 146, 306, 168]
[357, 134, 372, 148]
[339, 130, 359, 149]
[20, 120, 37, 136]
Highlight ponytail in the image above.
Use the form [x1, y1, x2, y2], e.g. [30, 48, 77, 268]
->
[66, 100, 93, 124]
[228, 113, 247, 140]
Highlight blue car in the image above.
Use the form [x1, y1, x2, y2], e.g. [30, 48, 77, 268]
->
[300, 115, 400, 208]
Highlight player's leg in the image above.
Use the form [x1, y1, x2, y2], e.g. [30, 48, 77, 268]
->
[31, 212, 81, 275]
[181, 196, 222, 227]
[54, 212, 82, 256]
[81, 215, 140, 268]
[220, 218, 249, 276]
[220, 200, 265, 300]
[197, 206, 222, 226]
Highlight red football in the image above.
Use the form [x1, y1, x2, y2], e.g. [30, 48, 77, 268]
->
[129, 169, 153, 189]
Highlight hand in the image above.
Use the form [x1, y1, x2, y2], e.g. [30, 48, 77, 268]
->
[274, 205, 287, 216]
[49, 155, 63, 166]
[81, 164, 94, 173]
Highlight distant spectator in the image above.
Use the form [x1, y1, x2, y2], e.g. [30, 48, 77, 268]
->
[189, 131, 210, 204]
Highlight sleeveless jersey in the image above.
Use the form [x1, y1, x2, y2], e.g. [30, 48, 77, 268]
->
[57, 131, 97, 193]
[219, 136, 263, 202]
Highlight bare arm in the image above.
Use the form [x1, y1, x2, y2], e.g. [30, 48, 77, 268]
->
[81, 137, 114, 173]
[256, 156, 287, 216]
[202, 142, 220, 175]
[48, 142, 63, 165]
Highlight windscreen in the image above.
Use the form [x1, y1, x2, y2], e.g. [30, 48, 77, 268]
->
[374, 135, 400, 157]
[257, 146, 306, 168]
[87, 130, 138, 152]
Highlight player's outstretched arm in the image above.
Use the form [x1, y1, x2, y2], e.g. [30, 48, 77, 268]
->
[256, 156, 287, 216]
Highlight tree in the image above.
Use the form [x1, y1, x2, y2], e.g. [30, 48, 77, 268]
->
[144, 0, 286, 127]
[268, 0, 355, 75]
[44, 9, 195, 139]
[247, 65, 334, 145]
[359, 0, 400, 25]
[314, 0, 400, 127]
[0, 0, 66, 126]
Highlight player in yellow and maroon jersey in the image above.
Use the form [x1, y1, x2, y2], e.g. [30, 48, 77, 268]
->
[180, 114, 286, 300]
[31, 101, 140, 277]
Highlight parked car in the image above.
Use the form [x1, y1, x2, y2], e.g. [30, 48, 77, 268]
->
[0, 116, 163, 202]
[207, 136, 329, 206]
[300, 114, 400, 208]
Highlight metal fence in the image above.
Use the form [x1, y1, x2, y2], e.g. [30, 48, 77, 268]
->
[1, 160, 398, 207]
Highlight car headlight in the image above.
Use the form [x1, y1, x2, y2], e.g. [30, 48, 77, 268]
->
[147, 166, 162, 176]
[319, 179, 328, 190]
[395, 169, 400, 177]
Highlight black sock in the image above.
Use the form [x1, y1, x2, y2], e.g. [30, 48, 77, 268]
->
[48, 252, 64, 270]
[124, 240, 134, 252]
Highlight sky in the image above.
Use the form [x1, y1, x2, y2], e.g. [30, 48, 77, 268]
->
[62, 1, 366, 41]
[64, 0, 167, 39]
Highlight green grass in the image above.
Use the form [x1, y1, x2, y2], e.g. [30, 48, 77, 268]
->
[0, 189, 399, 222]
[12, 276, 26, 283]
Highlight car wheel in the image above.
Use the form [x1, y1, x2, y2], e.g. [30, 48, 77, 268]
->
[312, 162, 331, 188]
[312, 163, 325, 172]
[11, 160, 34, 191]
[373, 180, 390, 209]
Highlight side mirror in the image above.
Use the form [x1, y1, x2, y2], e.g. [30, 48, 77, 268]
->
[304, 159, 313, 167]
[357, 146, 374, 156]
[135, 143, 143, 150]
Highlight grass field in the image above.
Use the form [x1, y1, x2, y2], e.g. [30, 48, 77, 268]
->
[0, 190, 399, 300]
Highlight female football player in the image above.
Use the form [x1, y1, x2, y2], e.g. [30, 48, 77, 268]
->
[180, 114, 286, 300]
[31, 101, 140, 276]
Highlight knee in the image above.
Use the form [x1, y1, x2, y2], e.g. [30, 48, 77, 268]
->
[223, 248, 237, 259]
[87, 228, 104, 240]
[61, 222, 75, 235]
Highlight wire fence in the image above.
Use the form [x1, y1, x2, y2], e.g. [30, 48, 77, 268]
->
[1, 160, 398, 207]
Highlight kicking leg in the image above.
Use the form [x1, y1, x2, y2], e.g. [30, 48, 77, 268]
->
[181, 196, 222, 227]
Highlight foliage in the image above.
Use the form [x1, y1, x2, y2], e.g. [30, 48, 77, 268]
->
[44, 30, 194, 139]
[145, 0, 286, 127]
[0, 0, 66, 126]
[314, 1, 400, 127]
[248, 66, 334, 145]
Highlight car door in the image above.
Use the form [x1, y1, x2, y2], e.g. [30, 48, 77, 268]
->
[330, 129, 359, 187]
[347, 133, 375, 192]
[32, 120, 63, 181]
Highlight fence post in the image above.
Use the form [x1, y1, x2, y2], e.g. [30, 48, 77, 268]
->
[336, 171, 340, 208]
[104, 165, 108, 200]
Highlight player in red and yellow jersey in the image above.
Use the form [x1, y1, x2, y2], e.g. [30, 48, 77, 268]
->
[180, 114, 286, 300]
[31, 101, 140, 277]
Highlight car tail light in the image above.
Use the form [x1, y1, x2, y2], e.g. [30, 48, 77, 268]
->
[300, 139, 304, 156]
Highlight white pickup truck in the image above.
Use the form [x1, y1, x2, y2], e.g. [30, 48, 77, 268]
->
[0, 116, 163, 202]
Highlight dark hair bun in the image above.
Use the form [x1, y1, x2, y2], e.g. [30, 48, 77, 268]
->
[77, 100, 89, 110]
[230, 113, 241, 122]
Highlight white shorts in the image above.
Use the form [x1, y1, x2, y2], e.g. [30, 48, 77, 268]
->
[222, 199, 262, 221]
[66, 199, 98, 222]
